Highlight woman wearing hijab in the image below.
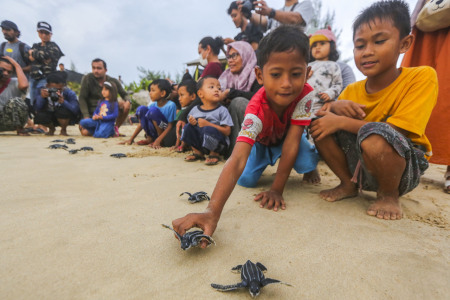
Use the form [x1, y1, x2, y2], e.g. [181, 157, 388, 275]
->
[219, 41, 261, 155]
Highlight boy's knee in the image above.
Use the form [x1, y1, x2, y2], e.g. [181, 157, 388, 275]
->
[360, 134, 395, 158]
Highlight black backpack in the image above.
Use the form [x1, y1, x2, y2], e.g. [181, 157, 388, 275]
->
[1, 41, 30, 65]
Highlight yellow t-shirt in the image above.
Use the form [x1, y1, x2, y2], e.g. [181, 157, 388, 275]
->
[338, 66, 438, 156]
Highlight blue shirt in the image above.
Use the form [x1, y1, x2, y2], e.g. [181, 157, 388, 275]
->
[148, 100, 176, 123]
[35, 85, 80, 116]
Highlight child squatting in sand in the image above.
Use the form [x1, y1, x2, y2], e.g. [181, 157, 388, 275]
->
[309, 0, 438, 220]
[172, 25, 320, 245]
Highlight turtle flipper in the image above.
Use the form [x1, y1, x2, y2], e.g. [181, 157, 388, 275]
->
[161, 224, 182, 240]
[211, 282, 246, 291]
[256, 262, 267, 272]
[180, 192, 192, 197]
[231, 265, 243, 273]
[195, 234, 216, 246]
[261, 278, 292, 287]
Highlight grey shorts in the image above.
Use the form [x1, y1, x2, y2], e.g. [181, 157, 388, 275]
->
[336, 122, 428, 196]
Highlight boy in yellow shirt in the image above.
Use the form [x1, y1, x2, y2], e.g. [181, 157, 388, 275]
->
[310, 0, 438, 220]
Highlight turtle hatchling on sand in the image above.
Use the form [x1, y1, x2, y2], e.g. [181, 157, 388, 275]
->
[65, 138, 76, 144]
[79, 146, 93, 151]
[180, 191, 210, 203]
[110, 153, 127, 158]
[68, 149, 79, 154]
[161, 224, 215, 250]
[211, 260, 291, 297]
[51, 139, 65, 143]
[48, 144, 68, 149]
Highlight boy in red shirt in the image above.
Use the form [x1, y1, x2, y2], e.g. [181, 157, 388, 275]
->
[172, 25, 319, 245]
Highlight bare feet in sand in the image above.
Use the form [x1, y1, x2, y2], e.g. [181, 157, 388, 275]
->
[303, 169, 321, 184]
[367, 196, 402, 220]
[319, 182, 357, 202]
[59, 129, 68, 136]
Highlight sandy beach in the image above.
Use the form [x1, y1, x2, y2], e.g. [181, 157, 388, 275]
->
[1, 124, 449, 299]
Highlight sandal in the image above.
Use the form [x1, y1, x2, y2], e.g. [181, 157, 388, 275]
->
[205, 155, 220, 166]
[445, 171, 450, 194]
[185, 153, 205, 162]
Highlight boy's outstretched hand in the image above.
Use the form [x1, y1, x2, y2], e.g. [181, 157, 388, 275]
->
[254, 190, 286, 211]
[172, 210, 219, 249]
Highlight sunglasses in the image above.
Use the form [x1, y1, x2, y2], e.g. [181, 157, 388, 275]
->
[226, 53, 240, 61]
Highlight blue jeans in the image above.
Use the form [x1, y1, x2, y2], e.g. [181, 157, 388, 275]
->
[238, 133, 319, 187]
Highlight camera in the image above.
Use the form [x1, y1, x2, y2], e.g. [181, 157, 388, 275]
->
[241, 0, 255, 19]
[47, 87, 60, 102]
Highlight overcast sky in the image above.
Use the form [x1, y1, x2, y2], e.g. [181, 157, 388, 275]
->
[3, 0, 417, 85]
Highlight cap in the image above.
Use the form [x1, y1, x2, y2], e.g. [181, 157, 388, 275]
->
[1, 20, 19, 31]
[37, 21, 52, 33]
[309, 26, 336, 46]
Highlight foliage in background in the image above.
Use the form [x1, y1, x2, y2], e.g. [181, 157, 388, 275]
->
[67, 81, 81, 96]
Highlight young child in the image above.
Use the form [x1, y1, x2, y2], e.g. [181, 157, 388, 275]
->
[181, 76, 233, 165]
[79, 81, 118, 138]
[309, 0, 438, 220]
[172, 79, 198, 152]
[171, 25, 320, 244]
[121, 79, 176, 148]
[307, 26, 343, 110]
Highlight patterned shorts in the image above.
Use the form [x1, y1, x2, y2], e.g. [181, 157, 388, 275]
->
[0, 97, 28, 131]
[336, 122, 428, 196]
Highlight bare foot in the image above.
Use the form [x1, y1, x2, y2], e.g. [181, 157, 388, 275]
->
[16, 129, 30, 136]
[45, 130, 55, 136]
[60, 130, 68, 136]
[367, 196, 402, 220]
[319, 182, 357, 202]
[303, 169, 321, 184]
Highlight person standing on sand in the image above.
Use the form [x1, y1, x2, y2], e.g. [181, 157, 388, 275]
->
[78, 58, 131, 136]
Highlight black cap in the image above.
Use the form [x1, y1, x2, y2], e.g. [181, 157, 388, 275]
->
[37, 21, 52, 33]
[1, 20, 19, 31]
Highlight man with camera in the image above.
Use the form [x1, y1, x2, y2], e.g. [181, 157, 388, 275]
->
[224, 1, 264, 50]
[0, 56, 29, 135]
[78, 58, 131, 136]
[239, 0, 314, 33]
[34, 71, 80, 136]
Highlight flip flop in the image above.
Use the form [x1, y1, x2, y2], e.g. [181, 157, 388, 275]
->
[205, 155, 220, 166]
[185, 153, 205, 162]
[137, 139, 150, 145]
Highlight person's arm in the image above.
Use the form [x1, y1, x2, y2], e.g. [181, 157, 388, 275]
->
[251, 0, 308, 27]
[253, 124, 304, 210]
[35, 86, 47, 111]
[120, 123, 143, 145]
[172, 141, 253, 245]
[3, 56, 28, 91]
[320, 64, 343, 101]
[151, 122, 174, 148]
[78, 75, 91, 118]
[60, 89, 80, 115]
[197, 118, 231, 136]
[116, 79, 131, 101]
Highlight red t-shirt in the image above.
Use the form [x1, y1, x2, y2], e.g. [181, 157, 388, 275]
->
[200, 62, 223, 79]
[237, 84, 315, 146]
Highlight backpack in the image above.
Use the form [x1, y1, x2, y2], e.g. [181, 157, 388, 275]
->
[0, 41, 30, 65]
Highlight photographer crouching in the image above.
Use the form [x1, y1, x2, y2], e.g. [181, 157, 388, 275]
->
[34, 71, 80, 136]
[0, 56, 29, 135]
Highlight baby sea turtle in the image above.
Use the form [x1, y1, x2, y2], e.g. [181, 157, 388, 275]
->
[211, 260, 291, 297]
[79, 146, 93, 151]
[68, 149, 79, 154]
[180, 191, 210, 203]
[65, 138, 76, 144]
[51, 139, 65, 143]
[161, 224, 215, 250]
[110, 153, 127, 158]
[48, 144, 68, 149]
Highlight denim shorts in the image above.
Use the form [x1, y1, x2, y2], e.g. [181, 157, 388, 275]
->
[336, 122, 428, 196]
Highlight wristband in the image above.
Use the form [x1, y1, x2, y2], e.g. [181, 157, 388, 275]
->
[269, 8, 276, 19]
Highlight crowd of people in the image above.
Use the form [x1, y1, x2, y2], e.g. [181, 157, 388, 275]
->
[0, 0, 448, 238]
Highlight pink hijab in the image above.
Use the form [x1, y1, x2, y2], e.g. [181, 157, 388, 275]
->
[219, 41, 257, 92]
